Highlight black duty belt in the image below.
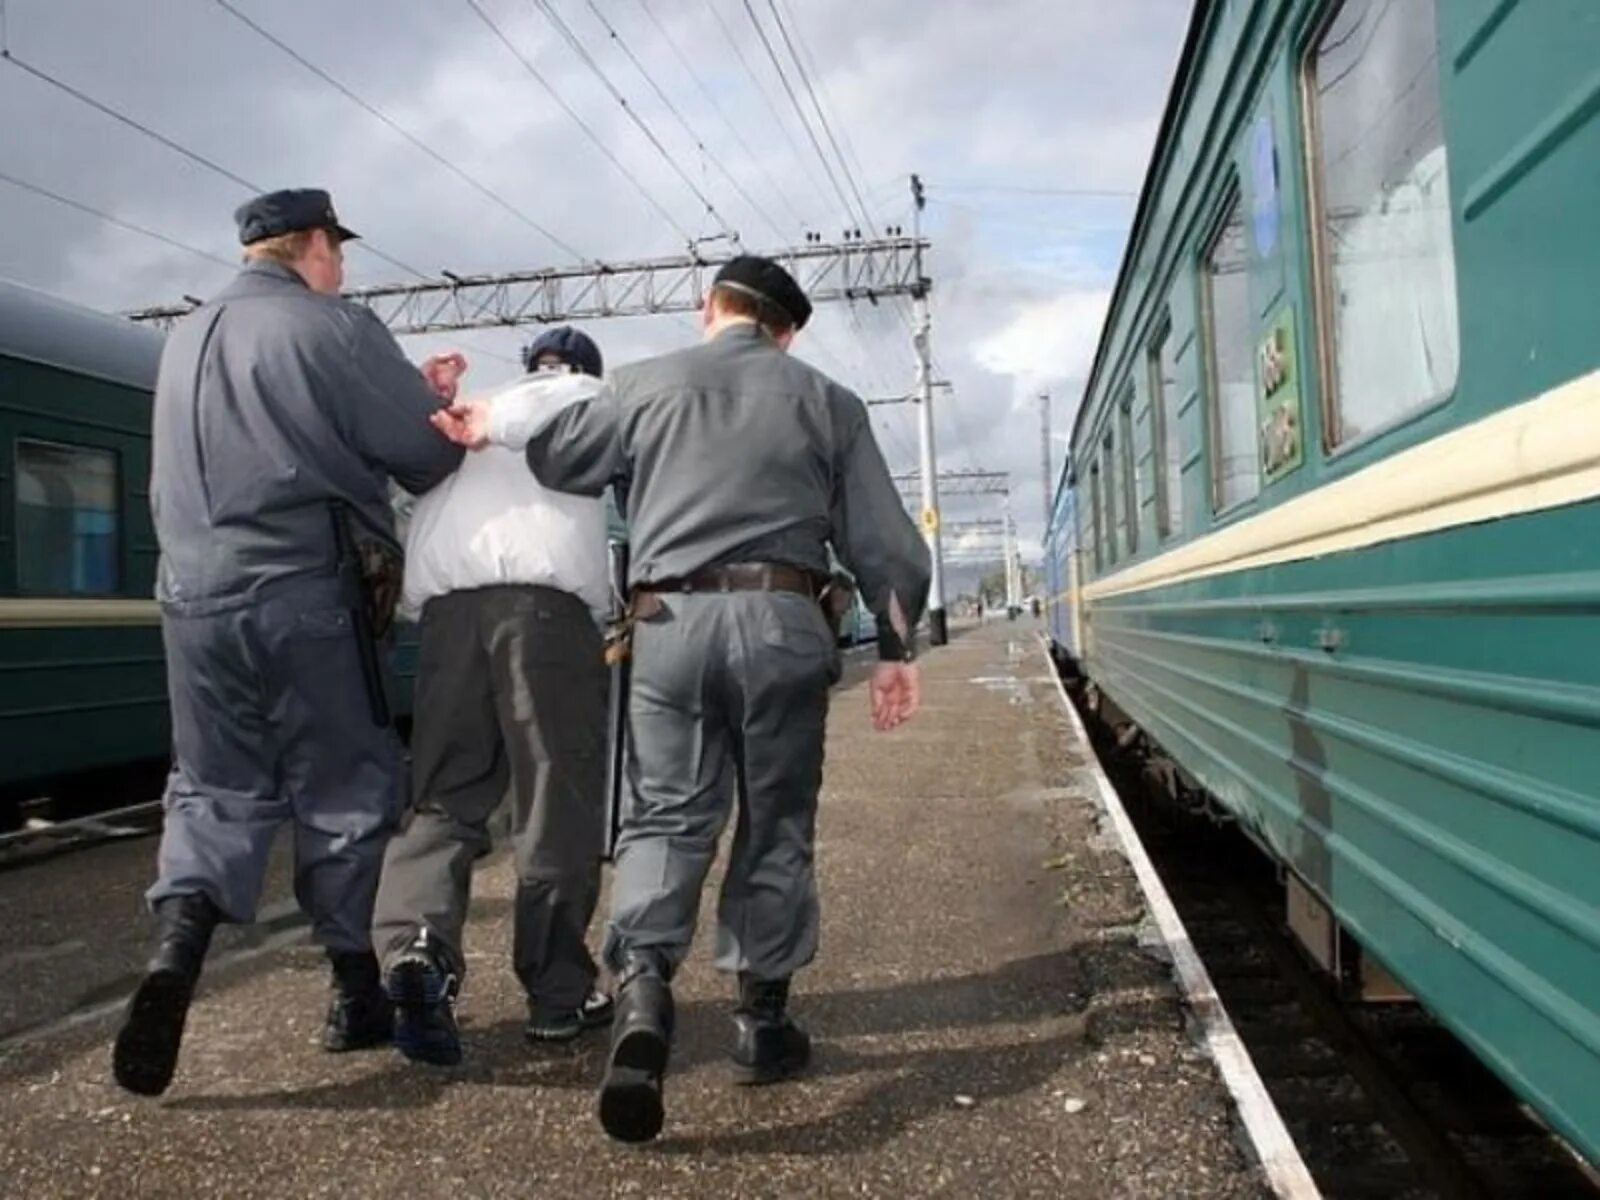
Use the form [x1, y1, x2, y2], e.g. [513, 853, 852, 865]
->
[638, 563, 818, 598]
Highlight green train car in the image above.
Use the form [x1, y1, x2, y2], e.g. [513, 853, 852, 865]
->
[0, 278, 169, 808]
[1058, 0, 1600, 1165]
[0, 279, 424, 816]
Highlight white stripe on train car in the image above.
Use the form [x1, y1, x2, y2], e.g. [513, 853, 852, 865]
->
[1083, 367, 1600, 602]
[0, 598, 162, 627]
[1041, 634, 1321, 1198]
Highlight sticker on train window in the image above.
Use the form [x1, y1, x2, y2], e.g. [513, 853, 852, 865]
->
[1257, 307, 1304, 481]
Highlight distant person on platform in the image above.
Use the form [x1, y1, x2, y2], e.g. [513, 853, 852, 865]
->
[370, 327, 615, 1068]
[113, 189, 466, 1097]
[432, 255, 930, 1143]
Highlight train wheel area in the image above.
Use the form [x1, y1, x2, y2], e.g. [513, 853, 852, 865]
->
[0, 620, 1271, 1197]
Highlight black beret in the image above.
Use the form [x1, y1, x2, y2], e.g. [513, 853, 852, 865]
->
[712, 255, 812, 330]
[234, 188, 359, 246]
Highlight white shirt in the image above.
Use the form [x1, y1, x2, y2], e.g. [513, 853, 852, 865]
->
[400, 373, 609, 620]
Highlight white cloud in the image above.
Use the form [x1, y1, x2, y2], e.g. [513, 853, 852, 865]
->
[973, 289, 1111, 404]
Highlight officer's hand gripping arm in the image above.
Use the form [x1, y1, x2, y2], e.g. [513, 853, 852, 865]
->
[340, 309, 465, 494]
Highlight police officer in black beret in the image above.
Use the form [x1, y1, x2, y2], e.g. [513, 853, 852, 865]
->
[113, 189, 466, 1096]
[438, 254, 930, 1140]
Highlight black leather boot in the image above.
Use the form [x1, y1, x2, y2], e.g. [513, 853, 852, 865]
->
[597, 952, 674, 1144]
[730, 974, 810, 1085]
[323, 949, 393, 1052]
[112, 893, 220, 1096]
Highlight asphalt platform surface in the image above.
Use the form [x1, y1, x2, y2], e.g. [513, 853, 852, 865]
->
[0, 619, 1267, 1198]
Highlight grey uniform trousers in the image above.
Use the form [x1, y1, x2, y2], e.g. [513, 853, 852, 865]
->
[371, 585, 607, 1010]
[149, 575, 406, 954]
[605, 590, 836, 981]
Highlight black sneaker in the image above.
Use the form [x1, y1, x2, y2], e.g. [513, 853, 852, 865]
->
[525, 990, 615, 1043]
[383, 934, 461, 1067]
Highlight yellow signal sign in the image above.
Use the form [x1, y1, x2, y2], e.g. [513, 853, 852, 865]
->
[920, 506, 940, 534]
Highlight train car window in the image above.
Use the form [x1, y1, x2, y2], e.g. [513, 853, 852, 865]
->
[15, 439, 120, 595]
[1149, 320, 1184, 538]
[1102, 436, 1120, 564]
[1088, 461, 1103, 573]
[1303, 0, 1458, 447]
[1201, 194, 1259, 510]
[1118, 391, 1139, 555]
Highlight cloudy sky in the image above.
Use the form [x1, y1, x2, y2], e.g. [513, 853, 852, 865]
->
[0, 0, 1188, 578]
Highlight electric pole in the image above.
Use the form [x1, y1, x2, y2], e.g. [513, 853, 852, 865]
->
[1040, 392, 1052, 537]
[910, 173, 948, 646]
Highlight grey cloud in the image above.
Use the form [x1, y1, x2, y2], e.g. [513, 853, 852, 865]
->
[1, 0, 1188, 569]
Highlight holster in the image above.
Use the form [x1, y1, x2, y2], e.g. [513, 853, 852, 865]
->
[818, 572, 856, 640]
[604, 590, 661, 666]
[355, 538, 404, 641]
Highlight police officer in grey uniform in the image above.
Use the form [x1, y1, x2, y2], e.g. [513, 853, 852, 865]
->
[112, 189, 465, 1097]
[439, 255, 929, 1141]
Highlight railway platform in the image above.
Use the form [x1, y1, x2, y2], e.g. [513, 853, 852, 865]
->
[0, 620, 1288, 1198]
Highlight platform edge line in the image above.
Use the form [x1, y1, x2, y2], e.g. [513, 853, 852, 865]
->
[1038, 634, 1322, 1200]
[0, 899, 309, 1055]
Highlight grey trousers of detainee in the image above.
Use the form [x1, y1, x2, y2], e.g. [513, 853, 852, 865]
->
[605, 590, 836, 981]
[371, 585, 607, 1010]
[149, 576, 406, 954]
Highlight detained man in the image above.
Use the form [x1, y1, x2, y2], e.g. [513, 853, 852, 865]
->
[370, 328, 615, 1067]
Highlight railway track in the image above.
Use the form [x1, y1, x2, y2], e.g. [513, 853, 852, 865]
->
[0, 797, 164, 869]
[1072, 685, 1600, 1199]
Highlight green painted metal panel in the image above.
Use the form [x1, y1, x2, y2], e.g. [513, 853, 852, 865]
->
[1084, 499, 1600, 1163]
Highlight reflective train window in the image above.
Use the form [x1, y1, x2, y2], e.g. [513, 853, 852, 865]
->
[1303, 0, 1458, 447]
[15, 439, 121, 595]
[1201, 193, 1258, 511]
[1088, 461, 1103, 572]
[1102, 436, 1120, 563]
[1148, 319, 1183, 538]
[1118, 388, 1138, 555]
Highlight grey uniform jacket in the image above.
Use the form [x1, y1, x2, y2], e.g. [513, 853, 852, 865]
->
[526, 322, 931, 657]
[150, 259, 463, 610]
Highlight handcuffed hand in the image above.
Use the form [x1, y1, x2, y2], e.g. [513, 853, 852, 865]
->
[869, 661, 921, 731]
[421, 351, 468, 402]
[428, 400, 493, 450]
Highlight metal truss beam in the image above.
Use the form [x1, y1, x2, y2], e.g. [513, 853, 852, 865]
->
[892, 469, 1009, 497]
[124, 236, 930, 333]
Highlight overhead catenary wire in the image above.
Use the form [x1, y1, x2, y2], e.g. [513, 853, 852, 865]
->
[0, 45, 436, 283]
[701, 0, 833, 221]
[739, 0, 861, 232]
[580, 0, 789, 244]
[773, 0, 879, 215]
[633, 0, 810, 234]
[210, 0, 587, 263]
[762, 0, 876, 237]
[0, 168, 237, 271]
[462, 0, 696, 247]
[532, 0, 737, 242]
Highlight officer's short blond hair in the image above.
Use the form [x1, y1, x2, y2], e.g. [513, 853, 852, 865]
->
[242, 227, 326, 265]
[710, 282, 795, 338]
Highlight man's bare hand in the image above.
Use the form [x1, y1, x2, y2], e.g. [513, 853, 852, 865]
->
[421, 351, 468, 402]
[869, 662, 921, 731]
[429, 400, 492, 450]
